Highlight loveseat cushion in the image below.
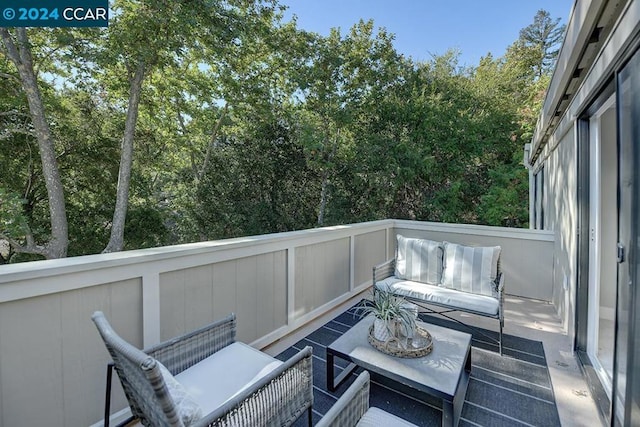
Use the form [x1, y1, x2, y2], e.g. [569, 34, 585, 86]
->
[441, 242, 501, 298]
[395, 235, 443, 285]
[175, 342, 282, 416]
[375, 277, 500, 316]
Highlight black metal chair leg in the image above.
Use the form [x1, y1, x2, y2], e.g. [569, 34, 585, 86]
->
[104, 362, 136, 427]
[499, 321, 503, 356]
[105, 363, 114, 427]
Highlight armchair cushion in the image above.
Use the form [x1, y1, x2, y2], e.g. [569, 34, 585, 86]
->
[175, 342, 282, 415]
[441, 241, 501, 297]
[357, 407, 418, 426]
[395, 235, 443, 285]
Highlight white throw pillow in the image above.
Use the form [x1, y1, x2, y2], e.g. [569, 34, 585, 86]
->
[156, 361, 204, 426]
[441, 242, 501, 297]
[395, 235, 443, 285]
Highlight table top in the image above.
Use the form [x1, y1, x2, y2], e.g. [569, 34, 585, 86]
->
[327, 316, 472, 399]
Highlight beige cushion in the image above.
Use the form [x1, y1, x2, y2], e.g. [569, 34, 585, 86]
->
[356, 407, 419, 426]
[175, 342, 282, 415]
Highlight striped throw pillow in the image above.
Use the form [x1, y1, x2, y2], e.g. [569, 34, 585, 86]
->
[441, 242, 501, 297]
[395, 235, 443, 285]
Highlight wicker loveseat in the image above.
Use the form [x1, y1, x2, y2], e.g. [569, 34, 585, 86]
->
[92, 311, 313, 427]
[373, 235, 505, 354]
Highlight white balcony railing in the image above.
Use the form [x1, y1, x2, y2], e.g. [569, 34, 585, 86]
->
[0, 220, 553, 426]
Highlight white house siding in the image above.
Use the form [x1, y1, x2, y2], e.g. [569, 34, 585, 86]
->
[539, 126, 577, 337]
[158, 251, 288, 344]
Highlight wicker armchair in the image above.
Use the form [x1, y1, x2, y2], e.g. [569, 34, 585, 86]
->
[316, 371, 417, 426]
[92, 311, 313, 427]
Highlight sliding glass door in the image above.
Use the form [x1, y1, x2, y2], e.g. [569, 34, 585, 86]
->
[613, 47, 640, 427]
[587, 95, 617, 395]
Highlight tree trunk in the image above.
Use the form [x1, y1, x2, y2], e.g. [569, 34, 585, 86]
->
[103, 61, 146, 253]
[0, 29, 68, 259]
[317, 172, 329, 226]
[316, 130, 339, 227]
[198, 103, 229, 182]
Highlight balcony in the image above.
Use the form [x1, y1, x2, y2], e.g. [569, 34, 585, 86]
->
[0, 220, 599, 426]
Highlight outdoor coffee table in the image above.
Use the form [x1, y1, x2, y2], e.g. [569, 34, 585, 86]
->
[326, 316, 472, 427]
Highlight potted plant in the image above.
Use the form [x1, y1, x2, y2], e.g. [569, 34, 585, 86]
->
[355, 289, 417, 342]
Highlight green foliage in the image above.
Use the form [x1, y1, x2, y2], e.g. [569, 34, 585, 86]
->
[477, 149, 530, 227]
[353, 289, 417, 333]
[0, 188, 28, 241]
[194, 117, 317, 238]
[0, 7, 563, 261]
[123, 204, 169, 249]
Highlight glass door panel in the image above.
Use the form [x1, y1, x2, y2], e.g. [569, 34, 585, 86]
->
[613, 47, 640, 427]
[587, 96, 617, 395]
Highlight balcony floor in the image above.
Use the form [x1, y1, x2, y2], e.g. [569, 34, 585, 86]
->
[265, 293, 603, 426]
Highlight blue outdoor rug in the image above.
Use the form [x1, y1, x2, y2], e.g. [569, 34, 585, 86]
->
[277, 301, 562, 427]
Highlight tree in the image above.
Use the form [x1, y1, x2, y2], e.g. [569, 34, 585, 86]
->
[296, 21, 402, 226]
[1, 6, 568, 263]
[0, 29, 69, 259]
[470, 9, 565, 227]
[519, 9, 566, 78]
[132, 1, 292, 242]
[100, 0, 239, 253]
[106, 0, 285, 251]
[195, 116, 317, 238]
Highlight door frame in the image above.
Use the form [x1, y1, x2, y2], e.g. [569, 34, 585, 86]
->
[575, 80, 616, 422]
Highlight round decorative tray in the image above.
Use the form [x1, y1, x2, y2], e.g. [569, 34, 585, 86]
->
[367, 325, 433, 358]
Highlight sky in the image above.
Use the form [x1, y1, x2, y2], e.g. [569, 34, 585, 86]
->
[279, 0, 575, 67]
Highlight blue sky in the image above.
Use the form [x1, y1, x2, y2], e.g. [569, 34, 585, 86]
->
[280, 0, 574, 67]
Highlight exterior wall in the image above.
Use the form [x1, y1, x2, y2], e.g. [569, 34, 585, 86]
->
[354, 230, 388, 286]
[0, 220, 553, 426]
[544, 126, 577, 338]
